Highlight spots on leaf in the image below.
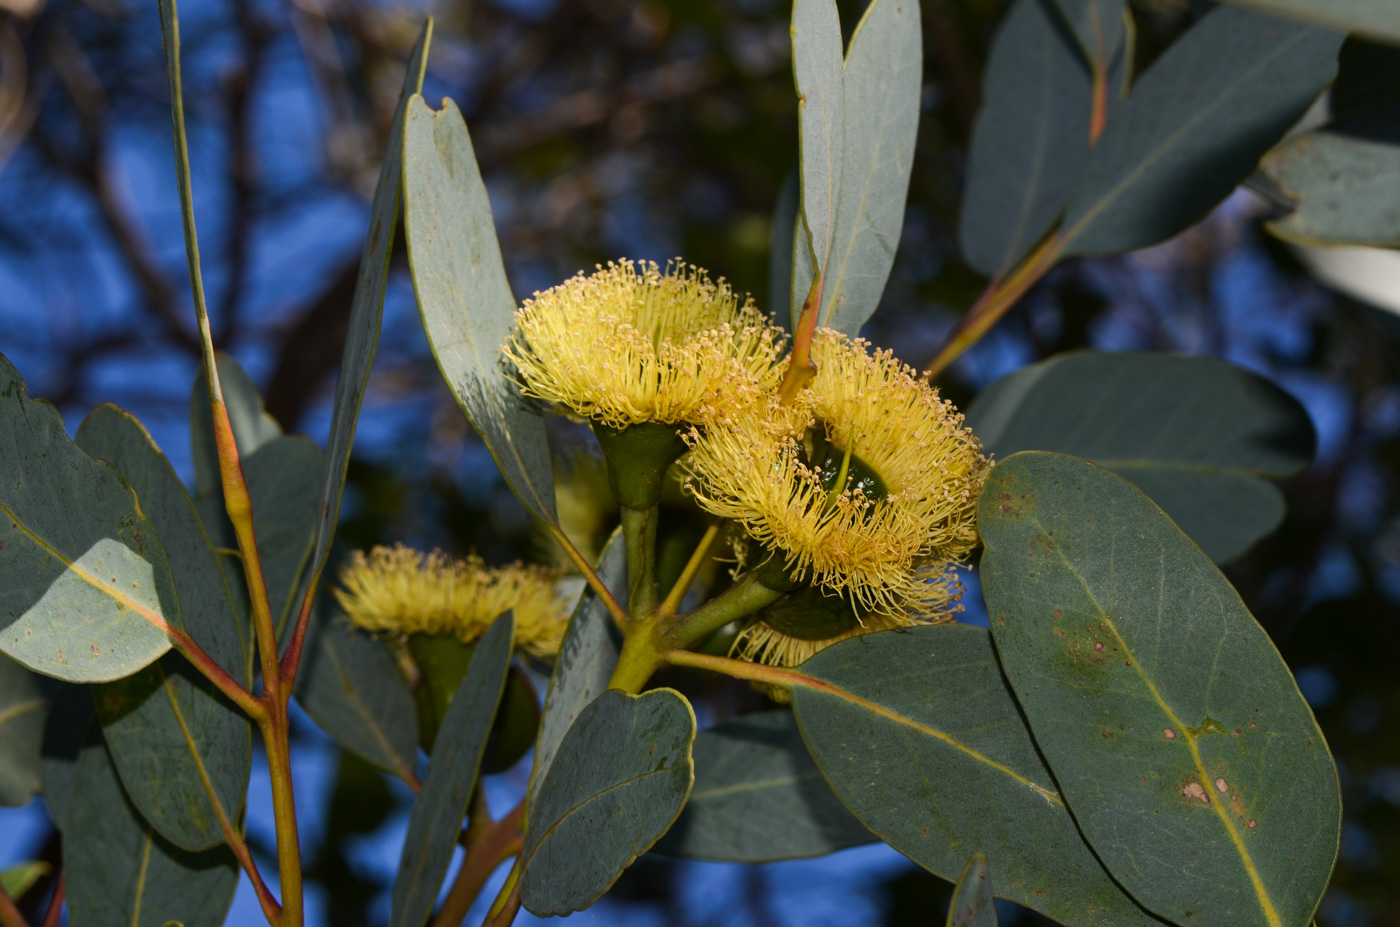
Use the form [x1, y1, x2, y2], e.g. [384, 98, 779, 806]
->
[1163, 728, 1176, 740]
[1182, 782, 1209, 804]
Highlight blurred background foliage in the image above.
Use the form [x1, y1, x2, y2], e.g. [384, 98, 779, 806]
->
[1, 0, 1399, 923]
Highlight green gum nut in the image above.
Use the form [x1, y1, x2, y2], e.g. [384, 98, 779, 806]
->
[592, 421, 688, 510]
[407, 633, 540, 772]
[757, 586, 863, 641]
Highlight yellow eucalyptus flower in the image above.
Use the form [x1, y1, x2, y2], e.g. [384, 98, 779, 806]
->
[684, 329, 989, 634]
[503, 259, 785, 429]
[334, 544, 572, 658]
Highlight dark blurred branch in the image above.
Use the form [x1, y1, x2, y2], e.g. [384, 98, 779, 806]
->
[43, 28, 202, 353]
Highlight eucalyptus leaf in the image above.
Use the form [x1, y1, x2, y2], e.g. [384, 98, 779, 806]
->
[243, 436, 322, 641]
[654, 709, 873, 862]
[0, 654, 50, 806]
[818, 0, 920, 335]
[402, 95, 557, 523]
[526, 528, 626, 814]
[788, 0, 844, 329]
[947, 854, 997, 927]
[959, 0, 1110, 278]
[295, 606, 419, 782]
[390, 613, 513, 927]
[76, 404, 251, 852]
[189, 353, 281, 499]
[1230, 0, 1400, 44]
[964, 351, 1316, 562]
[791, 624, 1164, 927]
[64, 728, 238, 927]
[306, 21, 433, 600]
[0, 353, 175, 682]
[521, 688, 696, 917]
[1060, 5, 1343, 256]
[1261, 106, 1400, 247]
[980, 452, 1339, 927]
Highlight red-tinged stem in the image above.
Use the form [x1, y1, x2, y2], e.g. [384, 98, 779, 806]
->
[278, 575, 318, 687]
[166, 626, 267, 722]
[209, 400, 281, 699]
[549, 523, 629, 631]
[0, 884, 29, 927]
[431, 794, 526, 927]
[778, 271, 823, 402]
[207, 792, 280, 924]
[39, 877, 63, 927]
[922, 233, 1065, 381]
[664, 648, 827, 693]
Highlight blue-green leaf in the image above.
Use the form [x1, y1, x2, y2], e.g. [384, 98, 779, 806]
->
[76, 405, 250, 852]
[1060, 5, 1343, 256]
[390, 613, 513, 927]
[402, 96, 557, 523]
[521, 688, 696, 917]
[980, 452, 1339, 927]
[0, 354, 175, 682]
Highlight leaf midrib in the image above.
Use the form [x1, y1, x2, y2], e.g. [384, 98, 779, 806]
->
[0, 500, 171, 635]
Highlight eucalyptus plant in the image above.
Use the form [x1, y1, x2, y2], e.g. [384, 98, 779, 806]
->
[1, 1, 1392, 926]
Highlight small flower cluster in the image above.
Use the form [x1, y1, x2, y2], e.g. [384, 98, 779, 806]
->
[334, 544, 572, 658]
[503, 259, 785, 429]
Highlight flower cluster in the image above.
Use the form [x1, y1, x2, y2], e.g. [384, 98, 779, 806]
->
[502, 258, 989, 670]
[334, 544, 572, 658]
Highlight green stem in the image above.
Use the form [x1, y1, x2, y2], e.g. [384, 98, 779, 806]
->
[260, 707, 303, 927]
[620, 506, 660, 618]
[609, 573, 785, 694]
[660, 574, 783, 651]
[656, 521, 720, 620]
[482, 858, 523, 927]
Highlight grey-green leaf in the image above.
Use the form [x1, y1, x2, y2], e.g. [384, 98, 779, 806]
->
[980, 452, 1339, 927]
[791, 624, 1164, 927]
[959, 0, 1112, 278]
[0, 353, 175, 682]
[64, 729, 238, 927]
[76, 405, 251, 852]
[189, 353, 281, 499]
[295, 606, 419, 783]
[0, 655, 50, 806]
[1229, 0, 1400, 44]
[818, 0, 920, 335]
[403, 95, 557, 523]
[1060, 5, 1343, 257]
[947, 854, 997, 927]
[788, 0, 845, 329]
[653, 709, 873, 862]
[526, 528, 625, 815]
[243, 436, 322, 641]
[521, 688, 696, 917]
[306, 21, 433, 597]
[1261, 107, 1400, 247]
[964, 351, 1316, 562]
[390, 613, 513, 927]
